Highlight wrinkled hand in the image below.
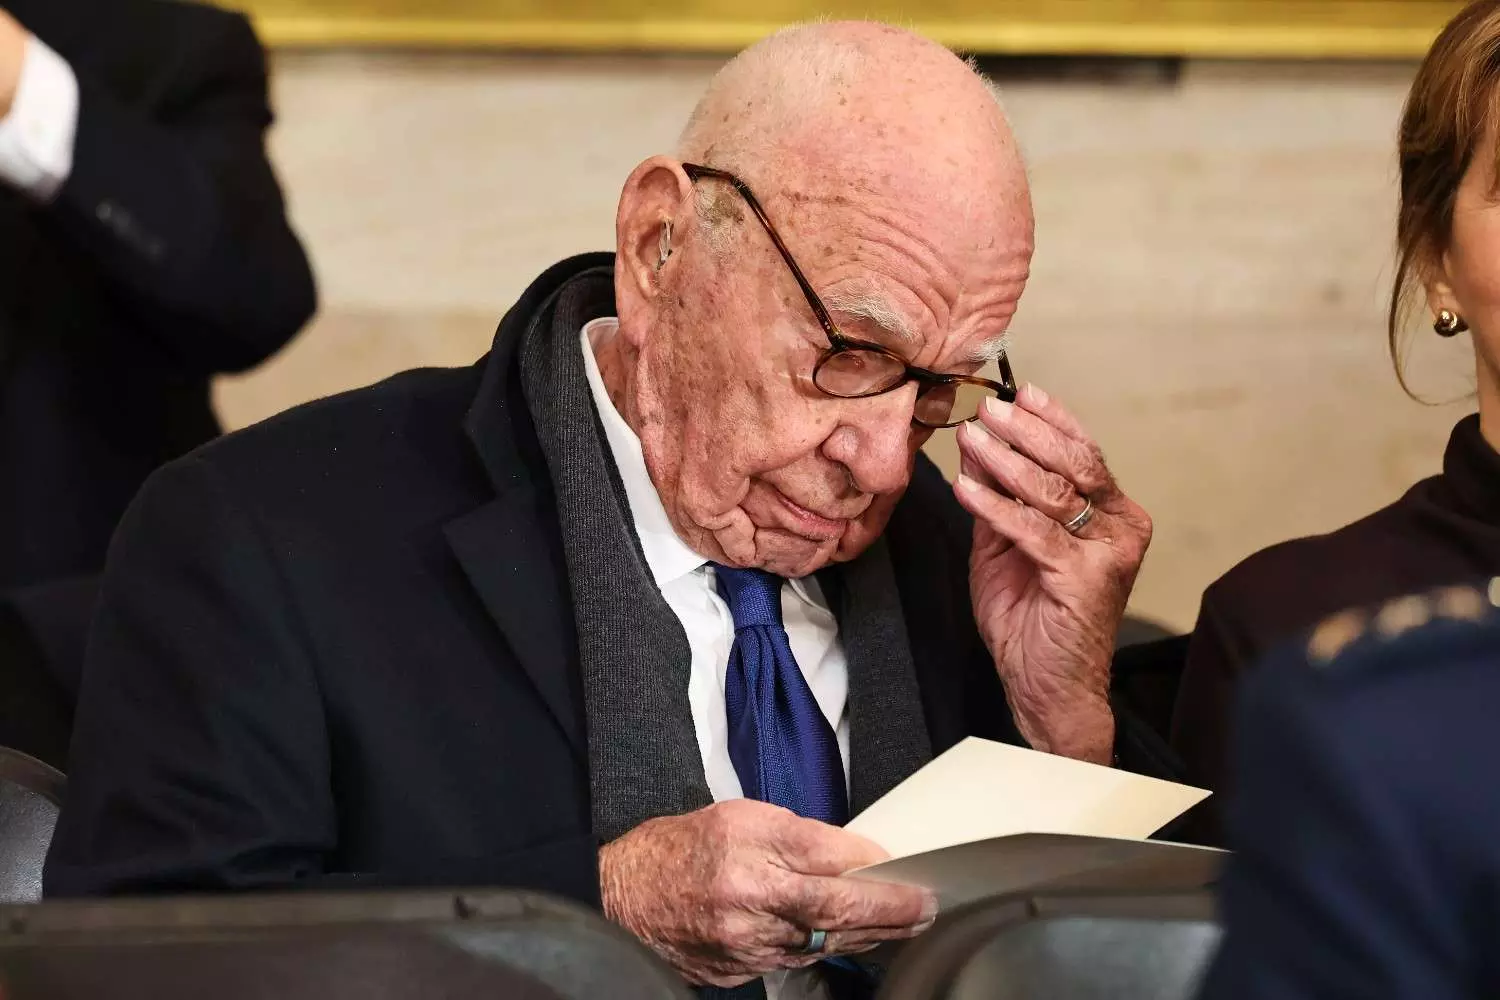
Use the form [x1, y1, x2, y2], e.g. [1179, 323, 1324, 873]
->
[600, 799, 937, 988]
[0, 10, 24, 119]
[954, 384, 1152, 764]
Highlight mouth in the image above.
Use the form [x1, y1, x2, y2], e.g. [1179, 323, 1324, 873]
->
[772, 489, 855, 541]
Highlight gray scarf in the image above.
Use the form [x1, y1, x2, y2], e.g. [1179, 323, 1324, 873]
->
[517, 265, 933, 845]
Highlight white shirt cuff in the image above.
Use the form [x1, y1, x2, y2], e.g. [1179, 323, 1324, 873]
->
[0, 32, 79, 201]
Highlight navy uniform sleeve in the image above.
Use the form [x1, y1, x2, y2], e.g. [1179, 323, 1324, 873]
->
[43, 455, 336, 896]
[1197, 633, 1469, 999]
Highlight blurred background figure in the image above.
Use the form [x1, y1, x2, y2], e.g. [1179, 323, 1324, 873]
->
[0, 0, 314, 591]
[1173, 0, 1500, 843]
[1199, 581, 1500, 1000]
[0, 0, 313, 764]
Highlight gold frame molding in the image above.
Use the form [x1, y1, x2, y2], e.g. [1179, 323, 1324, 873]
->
[244, 0, 1464, 58]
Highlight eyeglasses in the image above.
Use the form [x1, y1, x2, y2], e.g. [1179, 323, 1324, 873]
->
[680, 163, 1017, 429]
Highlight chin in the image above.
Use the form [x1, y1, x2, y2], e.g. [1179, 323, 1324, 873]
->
[751, 533, 840, 578]
[830, 508, 896, 564]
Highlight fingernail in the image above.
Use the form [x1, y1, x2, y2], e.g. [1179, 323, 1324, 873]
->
[983, 397, 1013, 421]
[955, 473, 977, 493]
[1025, 383, 1049, 407]
[960, 419, 997, 449]
[920, 895, 940, 922]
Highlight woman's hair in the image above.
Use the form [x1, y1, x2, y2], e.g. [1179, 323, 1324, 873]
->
[1390, 0, 1500, 392]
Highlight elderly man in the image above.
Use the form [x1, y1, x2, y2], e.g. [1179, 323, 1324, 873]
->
[45, 21, 1152, 998]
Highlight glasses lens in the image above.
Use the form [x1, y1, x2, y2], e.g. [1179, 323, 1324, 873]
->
[814, 348, 907, 398]
[914, 380, 997, 428]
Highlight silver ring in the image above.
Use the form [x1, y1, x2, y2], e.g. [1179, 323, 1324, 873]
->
[1062, 497, 1095, 535]
[802, 928, 828, 954]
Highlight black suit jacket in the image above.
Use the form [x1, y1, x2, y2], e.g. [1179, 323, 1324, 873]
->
[0, 0, 315, 589]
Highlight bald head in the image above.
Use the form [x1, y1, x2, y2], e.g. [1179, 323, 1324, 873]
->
[677, 22, 1029, 222]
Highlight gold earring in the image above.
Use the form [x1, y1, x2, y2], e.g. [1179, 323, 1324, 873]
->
[1435, 308, 1469, 337]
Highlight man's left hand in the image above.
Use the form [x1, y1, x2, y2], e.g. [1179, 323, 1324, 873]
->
[0, 9, 26, 119]
[954, 384, 1152, 764]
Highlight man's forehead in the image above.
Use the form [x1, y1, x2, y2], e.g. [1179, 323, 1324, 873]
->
[739, 157, 1029, 358]
[774, 170, 1031, 279]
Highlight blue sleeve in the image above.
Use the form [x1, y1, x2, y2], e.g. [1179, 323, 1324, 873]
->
[1196, 647, 1468, 1000]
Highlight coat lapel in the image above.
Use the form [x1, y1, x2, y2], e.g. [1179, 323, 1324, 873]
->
[442, 253, 615, 762]
[444, 490, 585, 759]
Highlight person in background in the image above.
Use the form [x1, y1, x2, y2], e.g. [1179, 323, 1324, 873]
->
[0, 0, 315, 592]
[45, 22, 1155, 999]
[0, 0, 314, 766]
[1199, 581, 1500, 999]
[1172, 0, 1500, 843]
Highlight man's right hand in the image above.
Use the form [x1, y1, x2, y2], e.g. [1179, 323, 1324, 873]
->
[599, 799, 937, 988]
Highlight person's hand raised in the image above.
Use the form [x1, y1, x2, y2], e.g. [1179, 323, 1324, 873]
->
[955, 384, 1152, 764]
[0, 10, 26, 119]
[600, 799, 937, 988]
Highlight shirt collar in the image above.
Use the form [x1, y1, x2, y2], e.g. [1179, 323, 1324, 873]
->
[580, 318, 708, 588]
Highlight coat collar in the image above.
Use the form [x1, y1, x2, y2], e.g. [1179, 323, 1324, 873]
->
[462, 252, 616, 492]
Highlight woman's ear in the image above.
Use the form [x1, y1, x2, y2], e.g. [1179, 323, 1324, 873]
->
[615, 156, 694, 311]
[1420, 241, 1463, 321]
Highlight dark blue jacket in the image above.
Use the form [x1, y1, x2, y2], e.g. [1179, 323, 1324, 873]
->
[1200, 583, 1500, 999]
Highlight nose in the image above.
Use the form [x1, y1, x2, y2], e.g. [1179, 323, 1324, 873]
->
[823, 384, 920, 496]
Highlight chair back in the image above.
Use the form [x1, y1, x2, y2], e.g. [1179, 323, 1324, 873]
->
[0, 888, 690, 1000]
[881, 888, 1220, 1000]
[0, 747, 64, 903]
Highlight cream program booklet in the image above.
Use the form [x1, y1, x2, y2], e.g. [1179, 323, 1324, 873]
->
[843, 737, 1217, 908]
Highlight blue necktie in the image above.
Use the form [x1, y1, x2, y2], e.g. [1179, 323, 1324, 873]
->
[703, 568, 875, 1000]
[714, 565, 848, 826]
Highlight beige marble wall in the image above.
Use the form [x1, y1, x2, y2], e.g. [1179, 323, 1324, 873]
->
[216, 51, 1475, 631]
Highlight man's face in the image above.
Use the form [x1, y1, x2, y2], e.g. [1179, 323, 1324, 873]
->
[623, 162, 1032, 578]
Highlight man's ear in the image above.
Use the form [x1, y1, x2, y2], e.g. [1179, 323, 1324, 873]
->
[615, 156, 694, 328]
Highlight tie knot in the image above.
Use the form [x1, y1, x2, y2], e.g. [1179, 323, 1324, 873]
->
[713, 565, 785, 632]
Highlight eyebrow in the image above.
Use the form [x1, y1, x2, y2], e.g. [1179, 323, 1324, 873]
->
[963, 333, 1011, 367]
[824, 289, 1010, 371]
[822, 290, 918, 346]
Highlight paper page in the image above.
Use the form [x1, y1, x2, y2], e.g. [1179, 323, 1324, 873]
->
[845, 737, 1210, 860]
[849, 832, 1225, 910]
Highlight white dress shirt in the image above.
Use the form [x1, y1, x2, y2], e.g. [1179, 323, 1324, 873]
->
[581, 318, 847, 1000]
[0, 31, 78, 202]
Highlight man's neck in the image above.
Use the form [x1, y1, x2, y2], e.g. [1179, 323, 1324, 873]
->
[590, 322, 643, 438]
